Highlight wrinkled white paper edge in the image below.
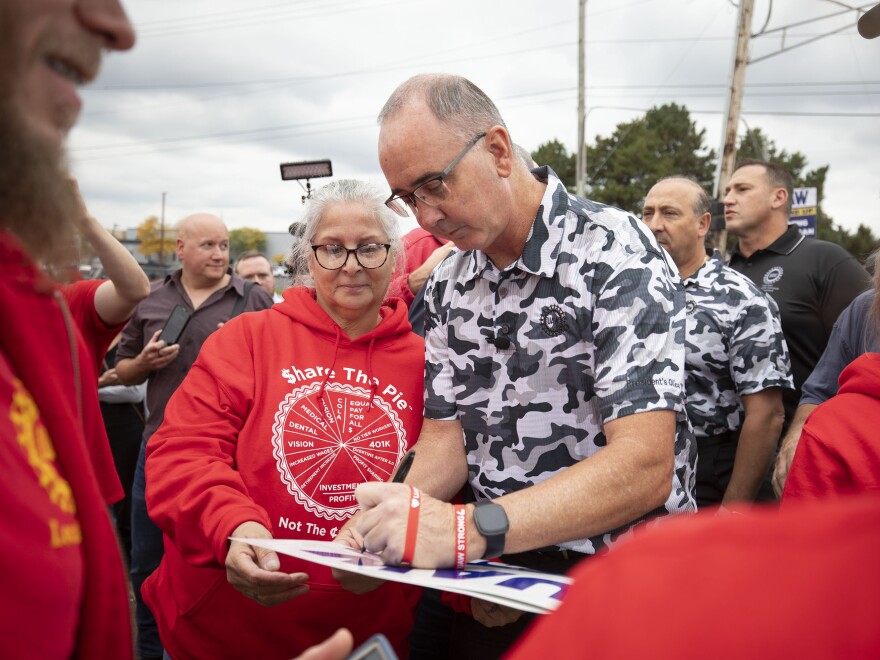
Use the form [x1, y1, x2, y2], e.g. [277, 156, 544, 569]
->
[232, 538, 572, 614]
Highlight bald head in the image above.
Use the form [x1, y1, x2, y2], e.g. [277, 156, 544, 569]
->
[177, 213, 227, 240]
[175, 213, 230, 285]
[642, 177, 711, 276]
[378, 73, 507, 144]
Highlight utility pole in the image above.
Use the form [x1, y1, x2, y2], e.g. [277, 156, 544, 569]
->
[575, 0, 587, 197]
[159, 191, 166, 268]
[714, 0, 755, 255]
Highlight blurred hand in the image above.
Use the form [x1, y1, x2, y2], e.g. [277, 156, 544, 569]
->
[331, 523, 385, 595]
[98, 368, 120, 388]
[772, 440, 798, 498]
[67, 176, 92, 232]
[289, 628, 353, 660]
[226, 521, 310, 607]
[470, 599, 525, 628]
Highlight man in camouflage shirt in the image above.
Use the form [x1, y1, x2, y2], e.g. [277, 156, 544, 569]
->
[643, 177, 793, 507]
[339, 74, 696, 651]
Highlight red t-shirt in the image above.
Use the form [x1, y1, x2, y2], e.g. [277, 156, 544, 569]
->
[61, 279, 126, 375]
[0, 231, 132, 658]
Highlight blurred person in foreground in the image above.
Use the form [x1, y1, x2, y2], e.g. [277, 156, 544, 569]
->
[0, 0, 137, 657]
[642, 177, 792, 507]
[142, 180, 425, 659]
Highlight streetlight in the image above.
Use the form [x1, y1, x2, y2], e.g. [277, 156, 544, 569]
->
[279, 159, 333, 204]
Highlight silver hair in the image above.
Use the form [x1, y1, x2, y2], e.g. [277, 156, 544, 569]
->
[287, 179, 404, 287]
[378, 73, 508, 144]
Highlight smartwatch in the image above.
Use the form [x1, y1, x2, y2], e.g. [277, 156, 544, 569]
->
[473, 501, 509, 559]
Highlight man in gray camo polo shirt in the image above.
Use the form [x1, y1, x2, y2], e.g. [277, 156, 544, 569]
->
[337, 74, 696, 651]
[643, 177, 793, 508]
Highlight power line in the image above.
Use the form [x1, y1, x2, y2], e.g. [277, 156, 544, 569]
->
[72, 97, 879, 163]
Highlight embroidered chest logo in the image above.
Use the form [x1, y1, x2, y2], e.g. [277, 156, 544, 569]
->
[686, 300, 697, 315]
[540, 304, 568, 336]
[763, 266, 784, 287]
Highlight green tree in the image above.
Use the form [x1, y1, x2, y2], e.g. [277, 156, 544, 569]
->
[136, 215, 177, 261]
[586, 103, 716, 214]
[229, 227, 267, 259]
[531, 139, 576, 190]
[737, 128, 879, 262]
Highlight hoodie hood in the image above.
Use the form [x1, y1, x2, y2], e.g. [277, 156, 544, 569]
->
[276, 286, 412, 344]
[274, 286, 414, 409]
[838, 352, 880, 400]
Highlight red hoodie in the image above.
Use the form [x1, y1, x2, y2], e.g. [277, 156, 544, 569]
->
[783, 351, 880, 501]
[143, 287, 425, 660]
[0, 231, 133, 659]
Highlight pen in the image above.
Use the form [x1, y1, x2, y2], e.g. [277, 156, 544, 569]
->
[360, 450, 417, 554]
[393, 450, 416, 483]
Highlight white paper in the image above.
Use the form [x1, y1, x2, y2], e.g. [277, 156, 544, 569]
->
[232, 538, 572, 614]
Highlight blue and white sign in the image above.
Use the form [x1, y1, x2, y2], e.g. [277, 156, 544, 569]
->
[790, 187, 817, 237]
[233, 538, 572, 614]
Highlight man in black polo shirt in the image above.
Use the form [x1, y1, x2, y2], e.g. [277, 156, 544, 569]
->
[724, 160, 871, 435]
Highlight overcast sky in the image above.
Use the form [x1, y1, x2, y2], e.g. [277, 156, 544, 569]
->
[70, 0, 880, 241]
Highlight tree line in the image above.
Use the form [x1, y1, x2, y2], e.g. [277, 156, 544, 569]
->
[532, 103, 879, 263]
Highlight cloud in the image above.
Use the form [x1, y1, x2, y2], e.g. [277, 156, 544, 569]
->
[69, 0, 879, 238]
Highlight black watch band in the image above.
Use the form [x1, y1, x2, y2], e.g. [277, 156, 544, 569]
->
[473, 501, 509, 559]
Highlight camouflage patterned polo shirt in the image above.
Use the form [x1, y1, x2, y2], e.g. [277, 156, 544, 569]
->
[682, 252, 793, 439]
[422, 167, 697, 554]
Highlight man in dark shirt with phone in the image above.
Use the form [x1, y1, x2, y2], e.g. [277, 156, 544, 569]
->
[116, 212, 272, 660]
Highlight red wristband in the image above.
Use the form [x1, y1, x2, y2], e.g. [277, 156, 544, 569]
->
[401, 486, 421, 564]
[454, 504, 467, 569]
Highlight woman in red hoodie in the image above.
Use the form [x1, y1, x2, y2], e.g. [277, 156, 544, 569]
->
[143, 180, 425, 660]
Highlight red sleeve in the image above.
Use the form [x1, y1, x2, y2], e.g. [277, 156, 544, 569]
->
[146, 323, 270, 568]
[61, 280, 126, 374]
[388, 229, 444, 307]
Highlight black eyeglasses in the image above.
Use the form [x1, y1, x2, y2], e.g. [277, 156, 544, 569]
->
[311, 243, 391, 270]
[385, 131, 487, 217]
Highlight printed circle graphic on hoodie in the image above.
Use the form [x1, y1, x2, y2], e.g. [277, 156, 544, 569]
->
[272, 381, 407, 520]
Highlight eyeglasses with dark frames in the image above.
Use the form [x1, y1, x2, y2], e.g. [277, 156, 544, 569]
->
[311, 243, 391, 270]
[385, 131, 487, 217]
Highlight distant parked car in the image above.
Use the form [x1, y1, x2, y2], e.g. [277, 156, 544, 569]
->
[272, 265, 289, 277]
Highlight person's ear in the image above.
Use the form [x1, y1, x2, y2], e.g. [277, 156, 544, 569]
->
[484, 126, 514, 178]
[770, 187, 788, 211]
[697, 212, 711, 238]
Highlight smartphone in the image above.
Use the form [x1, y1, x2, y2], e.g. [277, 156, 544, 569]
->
[347, 634, 398, 660]
[158, 304, 191, 346]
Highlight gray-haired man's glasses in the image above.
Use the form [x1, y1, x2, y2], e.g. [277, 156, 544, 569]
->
[385, 132, 487, 217]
